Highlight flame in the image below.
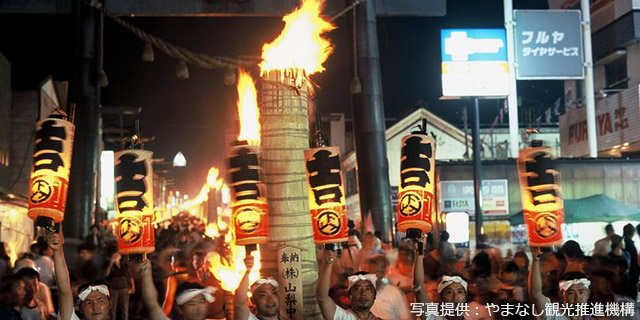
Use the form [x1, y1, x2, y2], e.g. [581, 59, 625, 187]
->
[207, 167, 223, 190]
[207, 232, 261, 292]
[260, 0, 335, 76]
[236, 69, 260, 145]
[205, 223, 220, 238]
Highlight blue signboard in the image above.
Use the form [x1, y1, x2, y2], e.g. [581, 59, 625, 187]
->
[441, 29, 509, 97]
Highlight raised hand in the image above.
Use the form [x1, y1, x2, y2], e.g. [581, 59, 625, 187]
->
[244, 254, 255, 270]
[47, 231, 64, 251]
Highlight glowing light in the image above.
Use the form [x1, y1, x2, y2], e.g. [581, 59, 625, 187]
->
[207, 232, 261, 292]
[445, 212, 469, 243]
[221, 184, 230, 204]
[205, 223, 219, 238]
[207, 167, 223, 190]
[173, 152, 187, 167]
[260, 0, 335, 76]
[236, 69, 261, 145]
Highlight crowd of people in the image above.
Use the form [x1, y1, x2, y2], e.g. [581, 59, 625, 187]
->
[1, 217, 640, 320]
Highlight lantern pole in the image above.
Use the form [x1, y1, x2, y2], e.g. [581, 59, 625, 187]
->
[472, 97, 484, 248]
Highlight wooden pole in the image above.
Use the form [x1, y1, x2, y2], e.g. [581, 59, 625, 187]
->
[260, 69, 321, 319]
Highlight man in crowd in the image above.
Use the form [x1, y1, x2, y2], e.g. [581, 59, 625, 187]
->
[593, 224, 615, 256]
[318, 250, 381, 320]
[0, 275, 26, 320]
[529, 250, 595, 320]
[33, 240, 56, 288]
[366, 255, 411, 320]
[15, 259, 49, 320]
[234, 254, 283, 320]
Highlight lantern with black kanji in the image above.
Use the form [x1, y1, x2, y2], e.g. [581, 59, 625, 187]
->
[397, 121, 436, 238]
[27, 114, 75, 230]
[114, 149, 155, 254]
[517, 140, 564, 247]
[227, 142, 269, 245]
[304, 146, 348, 244]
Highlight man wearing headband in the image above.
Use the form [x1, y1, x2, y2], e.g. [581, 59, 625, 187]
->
[138, 258, 216, 320]
[529, 252, 593, 320]
[48, 231, 113, 320]
[413, 238, 469, 320]
[318, 250, 382, 320]
[234, 254, 284, 320]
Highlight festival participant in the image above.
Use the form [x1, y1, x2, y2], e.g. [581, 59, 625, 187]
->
[366, 255, 411, 320]
[15, 260, 49, 320]
[48, 230, 112, 320]
[317, 250, 381, 320]
[529, 251, 595, 320]
[413, 239, 473, 320]
[138, 259, 216, 320]
[0, 275, 26, 320]
[234, 254, 284, 320]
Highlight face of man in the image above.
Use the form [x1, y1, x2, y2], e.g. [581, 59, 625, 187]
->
[500, 271, 518, 286]
[251, 284, 279, 317]
[79, 291, 111, 320]
[349, 280, 376, 312]
[440, 283, 466, 304]
[563, 283, 590, 305]
[514, 257, 526, 270]
[79, 249, 93, 261]
[192, 252, 206, 271]
[10, 280, 26, 306]
[22, 276, 39, 301]
[178, 295, 208, 320]
[366, 261, 386, 281]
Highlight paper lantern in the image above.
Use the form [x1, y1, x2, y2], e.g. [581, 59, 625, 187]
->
[517, 143, 564, 247]
[304, 147, 348, 244]
[114, 150, 155, 254]
[397, 133, 436, 236]
[227, 143, 269, 245]
[27, 117, 75, 229]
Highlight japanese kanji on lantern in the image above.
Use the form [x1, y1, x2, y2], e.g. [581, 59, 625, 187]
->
[517, 140, 564, 247]
[397, 121, 436, 238]
[227, 142, 269, 246]
[27, 114, 75, 230]
[304, 146, 347, 244]
[114, 149, 155, 254]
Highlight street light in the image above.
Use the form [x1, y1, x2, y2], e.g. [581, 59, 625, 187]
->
[173, 151, 187, 167]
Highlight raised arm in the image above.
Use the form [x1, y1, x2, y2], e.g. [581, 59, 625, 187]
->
[316, 250, 337, 320]
[413, 238, 430, 304]
[138, 259, 168, 320]
[47, 231, 74, 320]
[528, 250, 548, 320]
[233, 254, 254, 320]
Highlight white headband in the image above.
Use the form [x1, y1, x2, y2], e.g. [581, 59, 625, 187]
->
[78, 285, 110, 301]
[437, 276, 468, 294]
[559, 278, 590, 292]
[347, 274, 377, 291]
[176, 287, 217, 306]
[250, 277, 279, 295]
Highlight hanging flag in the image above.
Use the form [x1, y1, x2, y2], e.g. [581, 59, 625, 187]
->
[545, 108, 552, 124]
[553, 97, 562, 116]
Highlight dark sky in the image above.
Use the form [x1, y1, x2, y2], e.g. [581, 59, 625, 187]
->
[0, 0, 561, 196]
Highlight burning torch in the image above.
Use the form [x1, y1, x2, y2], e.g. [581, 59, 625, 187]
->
[227, 69, 268, 255]
[397, 118, 436, 252]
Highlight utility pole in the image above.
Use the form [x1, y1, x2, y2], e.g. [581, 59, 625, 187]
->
[581, 0, 598, 157]
[504, 0, 520, 158]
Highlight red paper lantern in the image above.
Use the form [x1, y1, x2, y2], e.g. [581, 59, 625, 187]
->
[227, 144, 269, 245]
[304, 147, 348, 244]
[517, 143, 564, 247]
[397, 133, 436, 235]
[114, 150, 155, 254]
[27, 117, 75, 228]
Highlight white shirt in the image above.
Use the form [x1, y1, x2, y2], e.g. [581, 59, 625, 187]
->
[370, 283, 412, 320]
[58, 310, 81, 320]
[34, 256, 56, 287]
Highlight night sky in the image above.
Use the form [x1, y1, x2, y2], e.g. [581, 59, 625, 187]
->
[0, 0, 562, 196]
